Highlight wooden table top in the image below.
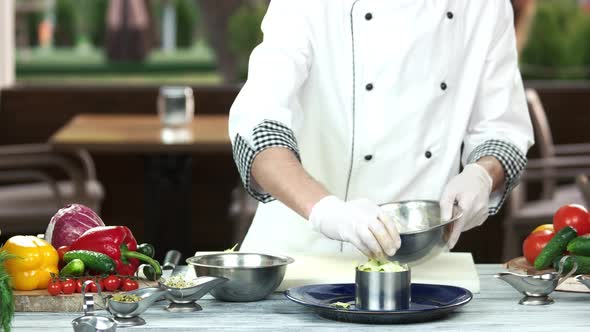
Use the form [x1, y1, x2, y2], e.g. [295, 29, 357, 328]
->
[50, 114, 231, 154]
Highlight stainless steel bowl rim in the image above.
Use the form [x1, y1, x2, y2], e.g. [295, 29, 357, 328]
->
[186, 252, 295, 269]
[379, 200, 463, 235]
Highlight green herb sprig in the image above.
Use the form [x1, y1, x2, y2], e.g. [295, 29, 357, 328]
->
[0, 250, 15, 332]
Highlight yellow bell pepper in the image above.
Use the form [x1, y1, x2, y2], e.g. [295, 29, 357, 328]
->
[1, 236, 58, 290]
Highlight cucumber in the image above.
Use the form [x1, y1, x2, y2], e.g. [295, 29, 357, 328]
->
[534, 226, 577, 270]
[567, 235, 590, 256]
[63, 250, 115, 273]
[60, 259, 85, 276]
[553, 255, 590, 274]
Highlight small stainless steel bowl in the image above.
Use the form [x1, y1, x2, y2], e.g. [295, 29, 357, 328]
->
[187, 253, 294, 302]
[381, 200, 462, 265]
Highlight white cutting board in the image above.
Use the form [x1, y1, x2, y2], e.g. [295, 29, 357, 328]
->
[193, 252, 480, 293]
[276, 252, 479, 293]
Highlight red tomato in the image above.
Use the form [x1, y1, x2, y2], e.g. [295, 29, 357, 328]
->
[75, 278, 98, 293]
[56, 245, 69, 262]
[103, 275, 121, 292]
[523, 230, 555, 264]
[47, 280, 62, 296]
[61, 279, 75, 295]
[121, 278, 139, 292]
[553, 204, 590, 235]
[75, 279, 88, 293]
[88, 280, 99, 293]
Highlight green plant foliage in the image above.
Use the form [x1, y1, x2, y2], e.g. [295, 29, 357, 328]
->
[521, 0, 590, 79]
[24, 11, 43, 48]
[176, 0, 200, 48]
[88, 0, 109, 48]
[0, 250, 14, 332]
[228, 3, 267, 78]
[54, 0, 77, 47]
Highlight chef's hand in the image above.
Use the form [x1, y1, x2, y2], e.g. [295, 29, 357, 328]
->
[309, 196, 401, 258]
[440, 163, 493, 249]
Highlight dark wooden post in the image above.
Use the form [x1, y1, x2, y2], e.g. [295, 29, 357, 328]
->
[197, 0, 242, 83]
[105, 0, 152, 62]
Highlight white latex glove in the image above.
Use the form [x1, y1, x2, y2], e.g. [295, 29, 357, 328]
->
[309, 196, 401, 258]
[440, 163, 493, 249]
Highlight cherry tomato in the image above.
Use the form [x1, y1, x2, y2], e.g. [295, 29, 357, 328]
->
[87, 280, 99, 293]
[121, 278, 139, 291]
[103, 275, 121, 292]
[532, 224, 554, 233]
[61, 279, 75, 295]
[75, 279, 85, 293]
[553, 204, 590, 235]
[56, 245, 70, 262]
[47, 280, 62, 296]
[75, 278, 94, 293]
[523, 230, 555, 264]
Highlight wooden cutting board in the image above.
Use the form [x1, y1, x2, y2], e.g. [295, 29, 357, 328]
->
[13, 279, 157, 312]
[504, 256, 590, 293]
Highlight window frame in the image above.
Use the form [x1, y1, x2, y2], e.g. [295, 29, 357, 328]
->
[0, 0, 15, 88]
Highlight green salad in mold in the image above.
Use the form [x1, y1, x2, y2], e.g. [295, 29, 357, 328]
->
[357, 259, 408, 272]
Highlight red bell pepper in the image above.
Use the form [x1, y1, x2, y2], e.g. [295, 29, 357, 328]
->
[69, 226, 162, 279]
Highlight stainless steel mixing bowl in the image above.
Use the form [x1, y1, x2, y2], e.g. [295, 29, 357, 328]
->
[380, 200, 462, 265]
[186, 253, 294, 302]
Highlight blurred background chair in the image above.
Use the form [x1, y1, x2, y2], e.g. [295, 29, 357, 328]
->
[502, 88, 590, 260]
[0, 144, 103, 236]
[578, 174, 590, 206]
[228, 182, 257, 247]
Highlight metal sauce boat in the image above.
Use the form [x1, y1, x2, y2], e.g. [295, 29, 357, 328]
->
[575, 274, 590, 290]
[105, 287, 167, 327]
[71, 280, 118, 332]
[72, 276, 227, 329]
[158, 276, 228, 312]
[495, 256, 578, 305]
[106, 276, 227, 326]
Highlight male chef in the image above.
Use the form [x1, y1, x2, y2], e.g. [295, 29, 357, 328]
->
[228, 1, 534, 259]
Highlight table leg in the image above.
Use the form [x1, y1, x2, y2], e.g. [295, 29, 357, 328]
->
[144, 154, 193, 261]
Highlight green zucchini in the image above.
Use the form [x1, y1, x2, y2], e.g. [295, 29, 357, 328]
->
[553, 255, 590, 274]
[60, 258, 85, 276]
[534, 226, 577, 270]
[63, 250, 115, 273]
[567, 235, 590, 256]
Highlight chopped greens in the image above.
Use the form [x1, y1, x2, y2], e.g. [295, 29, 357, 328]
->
[357, 259, 408, 272]
[331, 302, 351, 309]
[160, 275, 196, 289]
[224, 243, 239, 252]
[111, 294, 142, 303]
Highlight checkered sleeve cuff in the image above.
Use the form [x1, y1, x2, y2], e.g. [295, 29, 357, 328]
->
[466, 139, 527, 215]
[233, 120, 301, 203]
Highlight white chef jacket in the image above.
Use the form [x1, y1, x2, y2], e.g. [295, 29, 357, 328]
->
[228, 0, 534, 258]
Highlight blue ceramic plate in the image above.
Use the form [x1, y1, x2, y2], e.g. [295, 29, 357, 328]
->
[285, 283, 473, 324]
